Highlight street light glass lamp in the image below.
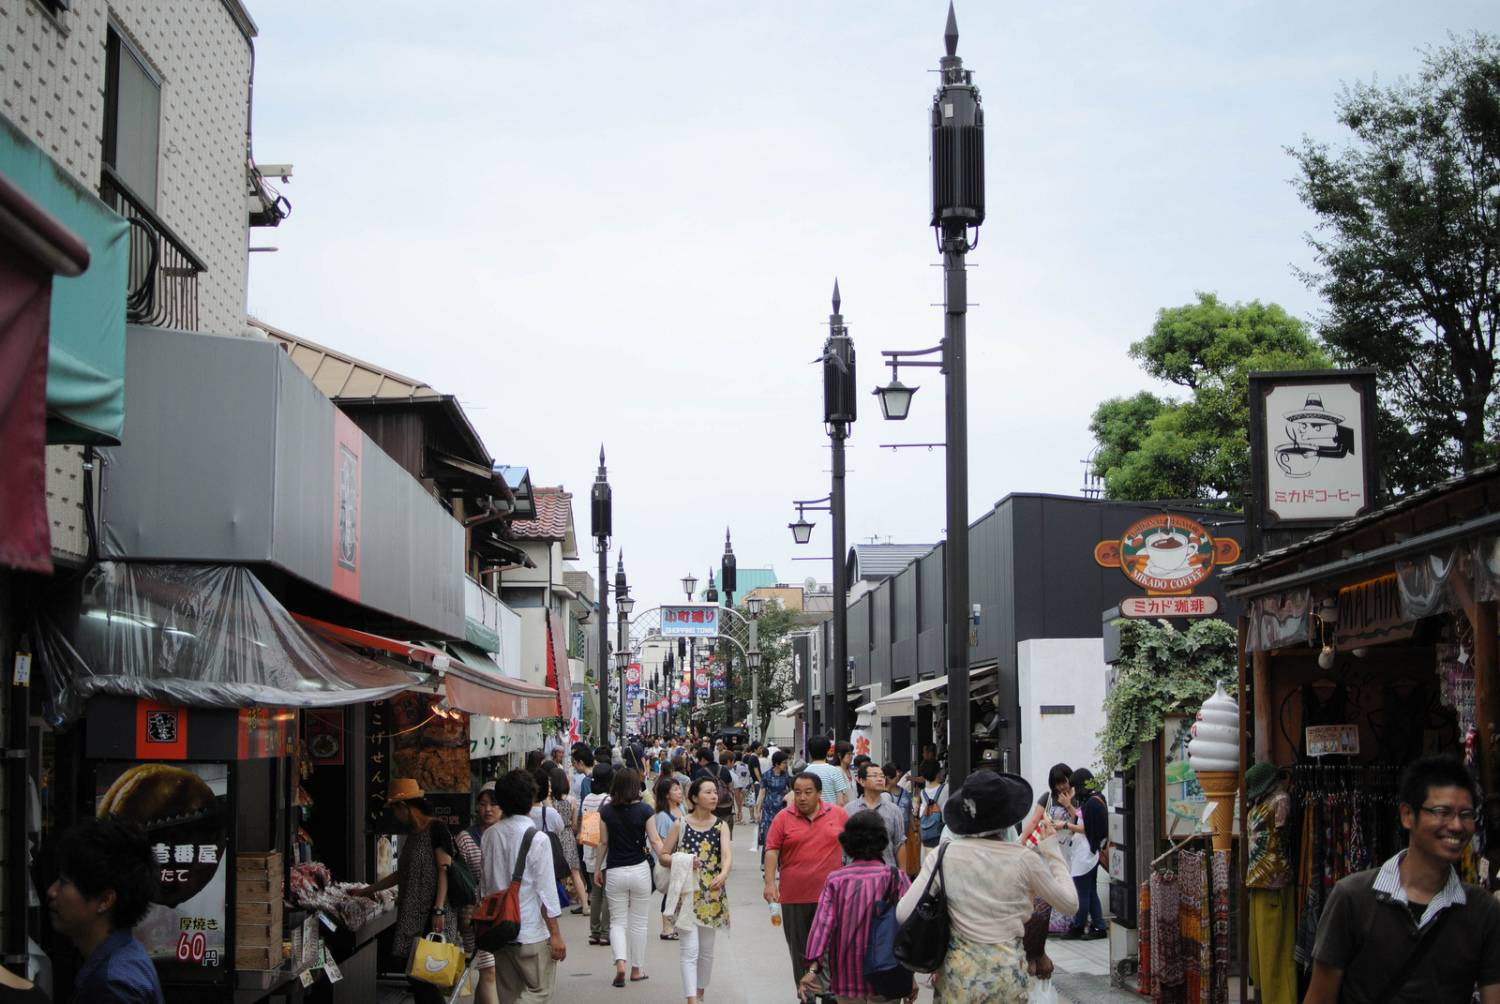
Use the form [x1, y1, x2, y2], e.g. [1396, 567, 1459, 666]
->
[746, 595, 765, 618]
[748, 649, 762, 669]
[615, 650, 631, 670]
[874, 378, 917, 421]
[681, 573, 698, 600]
[619, 595, 636, 616]
[789, 517, 814, 544]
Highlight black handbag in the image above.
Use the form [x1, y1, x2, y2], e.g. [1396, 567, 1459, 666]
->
[893, 842, 951, 973]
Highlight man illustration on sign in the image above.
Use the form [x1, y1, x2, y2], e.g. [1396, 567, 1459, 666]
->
[1275, 393, 1354, 479]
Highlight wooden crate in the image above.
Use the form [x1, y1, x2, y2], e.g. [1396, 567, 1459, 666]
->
[237, 916, 283, 948]
[235, 873, 281, 899]
[235, 850, 283, 875]
[233, 944, 280, 970]
[234, 899, 279, 923]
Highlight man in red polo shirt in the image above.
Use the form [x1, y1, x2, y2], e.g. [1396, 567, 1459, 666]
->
[764, 771, 848, 998]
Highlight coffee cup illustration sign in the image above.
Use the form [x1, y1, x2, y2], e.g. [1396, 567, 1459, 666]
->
[1275, 394, 1353, 479]
[1094, 514, 1240, 595]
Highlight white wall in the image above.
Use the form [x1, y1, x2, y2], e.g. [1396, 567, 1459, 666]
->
[1017, 637, 1109, 797]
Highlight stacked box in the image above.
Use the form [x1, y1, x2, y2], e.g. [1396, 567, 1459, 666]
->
[233, 852, 284, 970]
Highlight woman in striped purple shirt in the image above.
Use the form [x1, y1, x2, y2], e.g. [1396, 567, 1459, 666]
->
[799, 812, 915, 1003]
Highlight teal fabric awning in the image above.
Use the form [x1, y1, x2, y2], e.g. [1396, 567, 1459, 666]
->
[0, 114, 128, 444]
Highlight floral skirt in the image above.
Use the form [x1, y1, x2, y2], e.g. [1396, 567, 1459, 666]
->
[935, 934, 1029, 1004]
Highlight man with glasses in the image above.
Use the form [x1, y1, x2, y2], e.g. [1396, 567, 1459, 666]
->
[1305, 755, 1500, 1004]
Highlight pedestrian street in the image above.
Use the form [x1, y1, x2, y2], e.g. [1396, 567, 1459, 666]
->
[538, 821, 1141, 1004]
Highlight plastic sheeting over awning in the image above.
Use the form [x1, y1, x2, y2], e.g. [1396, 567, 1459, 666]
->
[0, 113, 128, 444]
[35, 562, 427, 722]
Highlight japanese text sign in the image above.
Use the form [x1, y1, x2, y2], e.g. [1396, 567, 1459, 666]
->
[660, 604, 719, 638]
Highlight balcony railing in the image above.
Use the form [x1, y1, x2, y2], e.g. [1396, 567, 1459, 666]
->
[100, 165, 206, 331]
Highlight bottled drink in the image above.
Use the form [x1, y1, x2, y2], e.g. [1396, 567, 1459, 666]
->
[769, 902, 782, 927]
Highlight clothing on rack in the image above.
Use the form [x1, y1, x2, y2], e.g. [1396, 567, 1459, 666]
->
[1138, 842, 1230, 1004]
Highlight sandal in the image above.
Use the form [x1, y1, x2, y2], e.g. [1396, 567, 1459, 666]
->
[659, 932, 679, 941]
[630, 974, 649, 982]
[612, 973, 625, 988]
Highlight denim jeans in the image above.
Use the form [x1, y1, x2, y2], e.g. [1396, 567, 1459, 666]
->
[1071, 865, 1105, 932]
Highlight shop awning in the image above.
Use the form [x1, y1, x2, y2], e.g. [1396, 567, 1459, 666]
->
[0, 167, 89, 572]
[292, 614, 451, 669]
[876, 666, 996, 718]
[1, 113, 129, 444]
[444, 667, 556, 722]
[37, 562, 427, 722]
[778, 702, 805, 717]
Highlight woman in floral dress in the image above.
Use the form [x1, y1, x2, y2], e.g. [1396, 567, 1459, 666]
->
[756, 750, 792, 860]
[661, 777, 732, 1004]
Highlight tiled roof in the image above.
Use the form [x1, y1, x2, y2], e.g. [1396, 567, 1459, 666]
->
[509, 487, 573, 542]
[250, 317, 438, 400]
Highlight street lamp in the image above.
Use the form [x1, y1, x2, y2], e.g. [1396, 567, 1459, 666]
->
[746, 595, 765, 618]
[681, 572, 697, 601]
[871, 3, 985, 786]
[721, 528, 737, 609]
[681, 572, 698, 722]
[590, 446, 612, 747]
[615, 555, 632, 741]
[745, 598, 764, 742]
[787, 513, 814, 545]
[705, 569, 718, 605]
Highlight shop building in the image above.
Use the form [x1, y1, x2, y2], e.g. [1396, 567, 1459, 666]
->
[810, 493, 1244, 789]
[1221, 463, 1500, 998]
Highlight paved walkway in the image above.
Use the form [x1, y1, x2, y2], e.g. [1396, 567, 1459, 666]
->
[539, 819, 1144, 1004]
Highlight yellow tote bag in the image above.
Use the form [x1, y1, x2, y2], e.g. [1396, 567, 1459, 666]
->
[407, 931, 464, 989]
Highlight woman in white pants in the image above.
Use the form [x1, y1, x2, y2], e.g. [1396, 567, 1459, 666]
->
[660, 776, 733, 1004]
[593, 767, 659, 987]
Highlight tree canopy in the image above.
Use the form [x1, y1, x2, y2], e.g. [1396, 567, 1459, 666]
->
[1089, 293, 1330, 502]
[1291, 32, 1500, 489]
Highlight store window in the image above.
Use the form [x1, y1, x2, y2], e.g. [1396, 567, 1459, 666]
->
[103, 25, 161, 210]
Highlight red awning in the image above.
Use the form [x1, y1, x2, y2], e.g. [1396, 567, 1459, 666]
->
[444, 669, 556, 721]
[291, 613, 449, 668]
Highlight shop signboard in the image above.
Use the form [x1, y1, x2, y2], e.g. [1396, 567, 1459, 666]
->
[1248, 369, 1379, 533]
[1095, 514, 1240, 599]
[95, 762, 228, 974]
[1336, 574, 1413, 648]
[1120, 596, 1220, 618]
[303, 709, 344, 765]
[660, 604, 719, 638]
[370, 694, 470, 831]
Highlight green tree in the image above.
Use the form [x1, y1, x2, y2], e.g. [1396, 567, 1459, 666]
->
[716, 603, 802, 740]
[1291, 33, 1500, 489]
[1090, 293, 1331, 502]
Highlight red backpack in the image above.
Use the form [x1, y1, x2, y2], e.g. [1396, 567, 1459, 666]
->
[474, 829, 537, 951]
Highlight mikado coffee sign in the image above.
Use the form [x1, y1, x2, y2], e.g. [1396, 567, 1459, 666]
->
[1094, 514, 1240, 616]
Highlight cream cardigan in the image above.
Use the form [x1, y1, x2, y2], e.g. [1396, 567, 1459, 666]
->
[895, 834, 1078, 944]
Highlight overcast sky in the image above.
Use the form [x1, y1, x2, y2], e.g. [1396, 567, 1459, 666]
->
[245, 1, 1500, 613]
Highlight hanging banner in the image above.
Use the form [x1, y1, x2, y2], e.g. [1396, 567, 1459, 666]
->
[625, 663, 642, 704]
[711, 658, 726, 691]
[695, 671, 709, 701]
[569, 691, 584, 745]
[660, 604, 720, 638]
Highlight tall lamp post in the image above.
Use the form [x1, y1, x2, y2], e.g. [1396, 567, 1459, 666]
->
[721, 529, 738, 725]
[590, 447, 612, 746]
[614, 555, 634, 741]
[746, 595, 764, 742]
[681, 571, 697, 728]
[704, 570, 719, 728]
[786, 279, 856, 741]
[872, 4, 985, 787]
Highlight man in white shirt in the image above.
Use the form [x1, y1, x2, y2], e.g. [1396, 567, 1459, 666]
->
[801, 736, 851, 806]
[482, 769, 566, 1002]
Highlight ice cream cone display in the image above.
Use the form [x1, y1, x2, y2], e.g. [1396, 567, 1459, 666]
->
[1188, 681, 1240, 852]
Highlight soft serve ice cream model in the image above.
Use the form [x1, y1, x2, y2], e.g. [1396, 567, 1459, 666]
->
[1188, 681, 1240, 851]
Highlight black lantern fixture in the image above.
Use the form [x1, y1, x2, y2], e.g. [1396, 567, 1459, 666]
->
[704, 569, 718, 605]
[746, 594, 765, 618]
[870, 3, 986, 786]
[681, 572, 698, 602]
[590, 446, 612, 745]
[721, 527, 737, 608]
[788, 513, 815, 544]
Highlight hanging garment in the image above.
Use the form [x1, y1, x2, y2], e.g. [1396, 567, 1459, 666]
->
[1247, 886, 1296, 1004]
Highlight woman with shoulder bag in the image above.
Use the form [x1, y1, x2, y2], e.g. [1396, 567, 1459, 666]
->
[895, 772, 1077, 1004]
[353, 779, 460, 1004]
[594, 768, 657, 987]
[652, 776, 685, 941]
[1063, 768, 1108, 940]
[454, 782, 501, 1004]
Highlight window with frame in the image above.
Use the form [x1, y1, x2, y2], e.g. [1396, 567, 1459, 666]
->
[103, 25, 161, 210]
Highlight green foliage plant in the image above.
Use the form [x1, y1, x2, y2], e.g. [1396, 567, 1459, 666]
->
[1096, 617, 1238, 774]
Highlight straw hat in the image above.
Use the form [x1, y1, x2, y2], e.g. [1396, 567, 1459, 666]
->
[387, 778, 425, 803]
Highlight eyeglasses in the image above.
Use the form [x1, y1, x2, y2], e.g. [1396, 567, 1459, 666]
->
[1418, 805, 1478, 824]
